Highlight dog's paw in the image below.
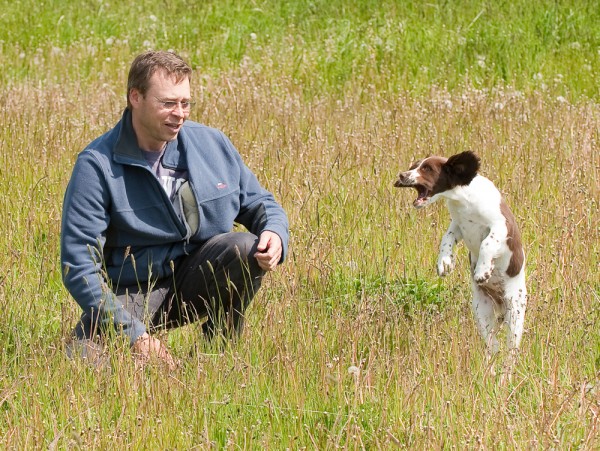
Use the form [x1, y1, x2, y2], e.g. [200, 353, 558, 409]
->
[437, 255, 454, 277]
[474, 264, 493, 284]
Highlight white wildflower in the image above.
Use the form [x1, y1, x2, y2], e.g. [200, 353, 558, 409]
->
[348, 365, 360, 376]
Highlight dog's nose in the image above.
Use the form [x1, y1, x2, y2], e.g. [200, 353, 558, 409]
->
[394, 172, 410, 187]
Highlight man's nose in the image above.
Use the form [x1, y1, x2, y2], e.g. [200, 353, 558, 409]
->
[171, 104, 186, 116]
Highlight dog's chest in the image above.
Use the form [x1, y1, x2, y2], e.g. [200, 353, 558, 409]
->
[458, 220, 490, 254]
[447, 202, 492, 251]
[448, 201, 488, 228]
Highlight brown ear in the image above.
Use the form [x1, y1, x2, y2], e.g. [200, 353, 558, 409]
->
[443, 151, 480, 185]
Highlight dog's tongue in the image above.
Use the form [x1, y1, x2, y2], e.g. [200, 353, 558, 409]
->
[413, 197, 426, 208]
[413, 189, 430, 208]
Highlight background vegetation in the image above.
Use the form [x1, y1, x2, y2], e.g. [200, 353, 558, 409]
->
[1, 0, 598, 448]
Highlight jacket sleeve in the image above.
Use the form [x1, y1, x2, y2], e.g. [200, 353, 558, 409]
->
[60, 151, 146, 345]
[221, 134, 289, 261]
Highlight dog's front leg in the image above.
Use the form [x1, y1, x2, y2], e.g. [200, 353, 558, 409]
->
[437, 221, 462, 276]
[473, 223, 506, 284]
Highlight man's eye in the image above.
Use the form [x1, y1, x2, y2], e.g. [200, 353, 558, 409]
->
[163, 101, 178, 109]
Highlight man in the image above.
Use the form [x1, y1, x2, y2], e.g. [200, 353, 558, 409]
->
[61, 50, 289, 368]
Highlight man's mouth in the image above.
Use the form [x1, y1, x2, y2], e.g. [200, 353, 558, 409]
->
[166, 123, 182, 133]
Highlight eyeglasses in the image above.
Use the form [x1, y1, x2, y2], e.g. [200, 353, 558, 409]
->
[154, 97, 196, 112]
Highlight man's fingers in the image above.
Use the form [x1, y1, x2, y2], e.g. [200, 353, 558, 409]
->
[255, 247, 281, 271]
[133, 334, 178, 370]
[254, 232, 283, 271]
[256, 233, 271, 251]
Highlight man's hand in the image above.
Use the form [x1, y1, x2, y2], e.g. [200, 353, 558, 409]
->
[254, 231, 283, 271]
[132, 332, 178, 371]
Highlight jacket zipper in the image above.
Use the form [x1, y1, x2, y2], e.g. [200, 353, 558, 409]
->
[139, 164, 188, 238]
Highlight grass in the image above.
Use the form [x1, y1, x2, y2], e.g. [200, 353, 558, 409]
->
[1, 0, 599, 448]
[1, 0, 599, 98]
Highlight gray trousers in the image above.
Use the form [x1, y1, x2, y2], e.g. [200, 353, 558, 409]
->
[72, 232, 265, 343]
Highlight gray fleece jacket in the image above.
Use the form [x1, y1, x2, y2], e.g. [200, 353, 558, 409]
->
[60, 109, 289, 344]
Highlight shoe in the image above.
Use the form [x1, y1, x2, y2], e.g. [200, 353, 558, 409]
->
[65, 338, 109, 369]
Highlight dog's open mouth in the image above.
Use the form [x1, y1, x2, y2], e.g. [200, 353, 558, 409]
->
[413, 185, 431, 208]
[394, 178, 431, 208]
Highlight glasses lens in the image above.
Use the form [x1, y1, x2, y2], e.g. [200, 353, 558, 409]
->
[155, 98, 194, 111]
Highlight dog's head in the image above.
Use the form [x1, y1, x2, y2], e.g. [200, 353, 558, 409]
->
[394, 151, 480, 208]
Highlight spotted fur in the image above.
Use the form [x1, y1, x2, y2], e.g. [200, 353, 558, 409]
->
[394, 151, 527, 381]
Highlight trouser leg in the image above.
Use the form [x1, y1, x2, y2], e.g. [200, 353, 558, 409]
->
[153, 232, 265, 340]
[69, 231, 264, 351]
[70, 281, 169, 340]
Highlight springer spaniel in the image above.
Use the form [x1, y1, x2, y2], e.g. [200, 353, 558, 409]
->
[394, 151, 526, 379]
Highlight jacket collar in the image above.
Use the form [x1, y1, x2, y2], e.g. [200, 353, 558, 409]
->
[113, 108, 142, 161]
[112, 109, 186, 169]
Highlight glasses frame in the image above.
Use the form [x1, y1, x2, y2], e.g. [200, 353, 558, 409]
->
[153, 96, 196, 112]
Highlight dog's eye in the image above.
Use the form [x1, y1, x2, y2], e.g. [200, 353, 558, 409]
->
[422, 165, 431, 172]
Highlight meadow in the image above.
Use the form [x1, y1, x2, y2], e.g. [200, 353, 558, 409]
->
[1, 0, 599, 448]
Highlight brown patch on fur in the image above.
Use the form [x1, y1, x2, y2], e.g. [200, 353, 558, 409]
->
[469, 255, 505, 305]
[500, 200, 524, 277]
[479, 283, 506, 305]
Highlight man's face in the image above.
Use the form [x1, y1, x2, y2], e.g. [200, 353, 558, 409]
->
[129, 69, 191, 151]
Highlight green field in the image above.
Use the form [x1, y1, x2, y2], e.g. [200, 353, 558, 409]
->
[1, 0, 599, 448]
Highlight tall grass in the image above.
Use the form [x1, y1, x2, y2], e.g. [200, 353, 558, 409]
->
[1, 0, 599, 98]
[1, 0, 599, 448]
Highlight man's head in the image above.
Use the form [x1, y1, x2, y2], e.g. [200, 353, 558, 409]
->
[127, 51, 194, 151]
[127, 50, 192, 109]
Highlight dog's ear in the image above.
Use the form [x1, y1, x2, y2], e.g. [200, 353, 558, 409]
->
[444, 151, 480, 186]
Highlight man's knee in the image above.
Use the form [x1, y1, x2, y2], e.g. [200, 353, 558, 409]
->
[223, 232, 258, 255]
[207, 232, 261, 271]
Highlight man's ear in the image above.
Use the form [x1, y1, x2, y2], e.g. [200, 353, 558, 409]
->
[444, 150, 480, 185]
[129, 88, 141, 108]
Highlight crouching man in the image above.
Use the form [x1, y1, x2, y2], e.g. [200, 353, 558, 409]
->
[61, 50, 288, 368]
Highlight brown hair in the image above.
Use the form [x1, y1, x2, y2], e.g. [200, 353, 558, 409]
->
[126, 50, 192, 108]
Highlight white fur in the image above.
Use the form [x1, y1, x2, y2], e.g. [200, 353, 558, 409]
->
[433, 176, 527, 378]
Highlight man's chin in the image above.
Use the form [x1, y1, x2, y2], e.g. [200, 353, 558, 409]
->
[163, 131, 180, 142]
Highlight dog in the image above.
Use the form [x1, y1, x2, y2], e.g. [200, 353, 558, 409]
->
[394, 150, 526, 379]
